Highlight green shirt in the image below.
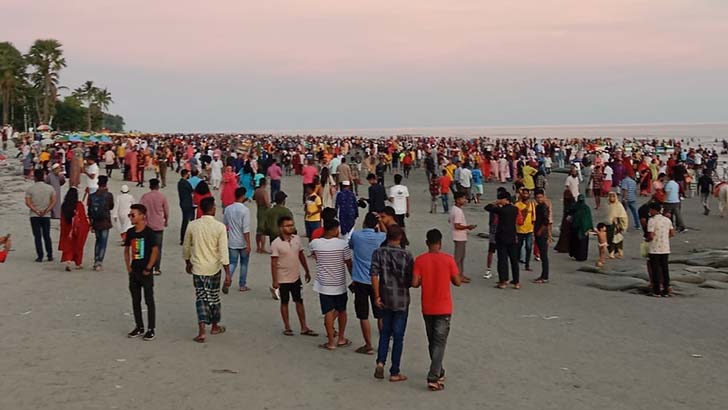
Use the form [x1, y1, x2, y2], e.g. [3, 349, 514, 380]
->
[264, 205, 293, 238]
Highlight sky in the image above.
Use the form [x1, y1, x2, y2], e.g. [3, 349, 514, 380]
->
[4, 0, 728, 132]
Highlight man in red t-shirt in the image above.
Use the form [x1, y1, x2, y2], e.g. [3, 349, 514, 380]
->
[438, 169, 452, 213]
[412, 228, 462, 391]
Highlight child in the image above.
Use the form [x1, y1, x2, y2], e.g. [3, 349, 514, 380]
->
[596, 223, 608, 268]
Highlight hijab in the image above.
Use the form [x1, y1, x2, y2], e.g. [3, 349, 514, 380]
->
[571, 194, 594, 238]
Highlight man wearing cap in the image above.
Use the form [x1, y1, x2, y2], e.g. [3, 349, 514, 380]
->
[114, 184, 135, 243]
[335, 180, 359, 236]
[140, 178, 169, 275]
[45, 163, 66, 219]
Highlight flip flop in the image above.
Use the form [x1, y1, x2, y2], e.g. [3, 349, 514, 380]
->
[319, 343, 336, 351]
[300, 329, 319, 337]
[355, 346, 374, 355]
[211, 325, 226, 335]
[336, 339, 352, 348]
[427, 381, 445, 391]
[389, 374, 408, 382]
[193, 335, 206, 343]
[374, 365, 385, 379]
[282, 329, 294, 336]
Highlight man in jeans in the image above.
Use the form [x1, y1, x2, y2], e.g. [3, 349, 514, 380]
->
[412, 229, 462, 391]
[88, 176, 114, 271]
[515, 188, 536, 272]
[139, 178, 169, 275]
[620, 174, 641, 229]
[532, 189, 551, 284]
[177, 169, 195, 245]
[124, 204, 159, 341]
[25, 169, 57, 262]
[372, 225, 414, 382]
[223, 187, 252, 292]
[662, 176, 686, 232]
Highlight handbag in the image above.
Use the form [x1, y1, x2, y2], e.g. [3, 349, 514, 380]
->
[640, 241, 650, 258]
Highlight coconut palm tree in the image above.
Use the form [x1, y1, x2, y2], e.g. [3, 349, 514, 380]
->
[0, 42, 26, 126]
[25, 39, 66, 125]
[72, 80, 97, 131]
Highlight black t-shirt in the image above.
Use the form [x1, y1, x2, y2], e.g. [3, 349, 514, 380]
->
[124, 226, 160, 273]
[534, 203, 549, 236]
[698, 175, 713, 193]
[638, 202, 653, 238]
[485, 203, 518, 245]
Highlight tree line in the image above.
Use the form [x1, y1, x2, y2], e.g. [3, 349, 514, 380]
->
[0, 39, 125, 132]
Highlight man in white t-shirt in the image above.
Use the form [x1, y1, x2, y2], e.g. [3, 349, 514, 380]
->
[564, 167, 580, 199]
[458, 165, 473, 201]
[104, 149, 116, 177]
[450, 192, 476, 283]
[646, 202, 675, 297]
[388, 174, 410, 228]
[85, 156, 100, 194]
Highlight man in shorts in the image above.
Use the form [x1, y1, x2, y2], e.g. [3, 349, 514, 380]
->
[311, 219, 353, 350]
[270, 215, 318, 337]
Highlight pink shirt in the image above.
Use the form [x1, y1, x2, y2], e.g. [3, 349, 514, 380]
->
[139, 190, 169, 231]
[267, 164, 283, 181]
[302, 165, 317, 184]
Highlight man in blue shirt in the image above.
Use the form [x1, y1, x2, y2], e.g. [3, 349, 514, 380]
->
[348, 212, 386, 355]
[662, 176, 686, 232]
[620, 175, 640, 230]
[335, 181, 359, 236]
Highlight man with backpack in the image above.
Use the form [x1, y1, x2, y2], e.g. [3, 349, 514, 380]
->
[88, 175, 114, 271]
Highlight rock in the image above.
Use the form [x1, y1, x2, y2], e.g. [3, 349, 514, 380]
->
[586, 277, 648, 291]
[699, 272, 728, 282]
[577, 266, 650, 281]
[698, 281, 728, 290]
[684, 266, 728, 275]
[671, 273, 706, 284]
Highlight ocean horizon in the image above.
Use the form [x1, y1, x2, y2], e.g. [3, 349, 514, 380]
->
[165, 122, 728, 139]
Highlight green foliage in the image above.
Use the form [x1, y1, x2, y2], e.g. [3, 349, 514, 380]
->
[0, 38, 124, 132]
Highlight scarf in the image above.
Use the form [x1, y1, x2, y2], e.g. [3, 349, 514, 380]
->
[571, 195, 594, 239]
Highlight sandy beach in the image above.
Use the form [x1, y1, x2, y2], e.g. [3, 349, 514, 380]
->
[1, 148, 727, 410]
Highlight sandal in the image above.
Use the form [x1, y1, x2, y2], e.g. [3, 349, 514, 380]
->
[337, 339, 352, 348]
[319, 343, 336, 351]
[282, 329, 294, 336]
[300, 329, 319, 337]
[374, 365, 385, 379]
[193, 335, 206, 343]
[211, 325, 226, 335]
[389, 374, 408, 382]
[355, 345, 375, 355]
[428, 381, 445, 391]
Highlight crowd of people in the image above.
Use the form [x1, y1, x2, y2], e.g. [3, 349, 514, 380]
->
[9, 131, 728, 390]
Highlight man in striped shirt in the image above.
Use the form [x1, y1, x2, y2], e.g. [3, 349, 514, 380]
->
[311, 219, 353, 350]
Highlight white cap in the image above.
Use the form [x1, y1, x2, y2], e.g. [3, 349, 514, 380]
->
[121, 185, 130, 193]
[341, 180, 351, 186]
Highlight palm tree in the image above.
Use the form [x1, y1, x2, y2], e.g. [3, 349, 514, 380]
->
[72, 80, 96, 131]
[94, 88, 113, 113]
[25, 39, 66, 125]
[0, 42, 26, 126]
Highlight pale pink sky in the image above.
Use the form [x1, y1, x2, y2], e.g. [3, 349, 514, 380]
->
[4, 0, 728, 131]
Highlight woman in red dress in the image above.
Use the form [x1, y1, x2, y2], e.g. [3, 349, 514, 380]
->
[59, 187, 90, 271]
[193, 180, 213, 218]
[220, 165, 239, 208]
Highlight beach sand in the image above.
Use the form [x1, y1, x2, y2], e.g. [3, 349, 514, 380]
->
[1, 153, 727, 410]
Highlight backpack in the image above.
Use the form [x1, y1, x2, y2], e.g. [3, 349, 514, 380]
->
[88, 192, 108, 221]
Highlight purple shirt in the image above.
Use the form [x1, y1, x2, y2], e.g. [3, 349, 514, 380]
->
[139, 190, 169, 231]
